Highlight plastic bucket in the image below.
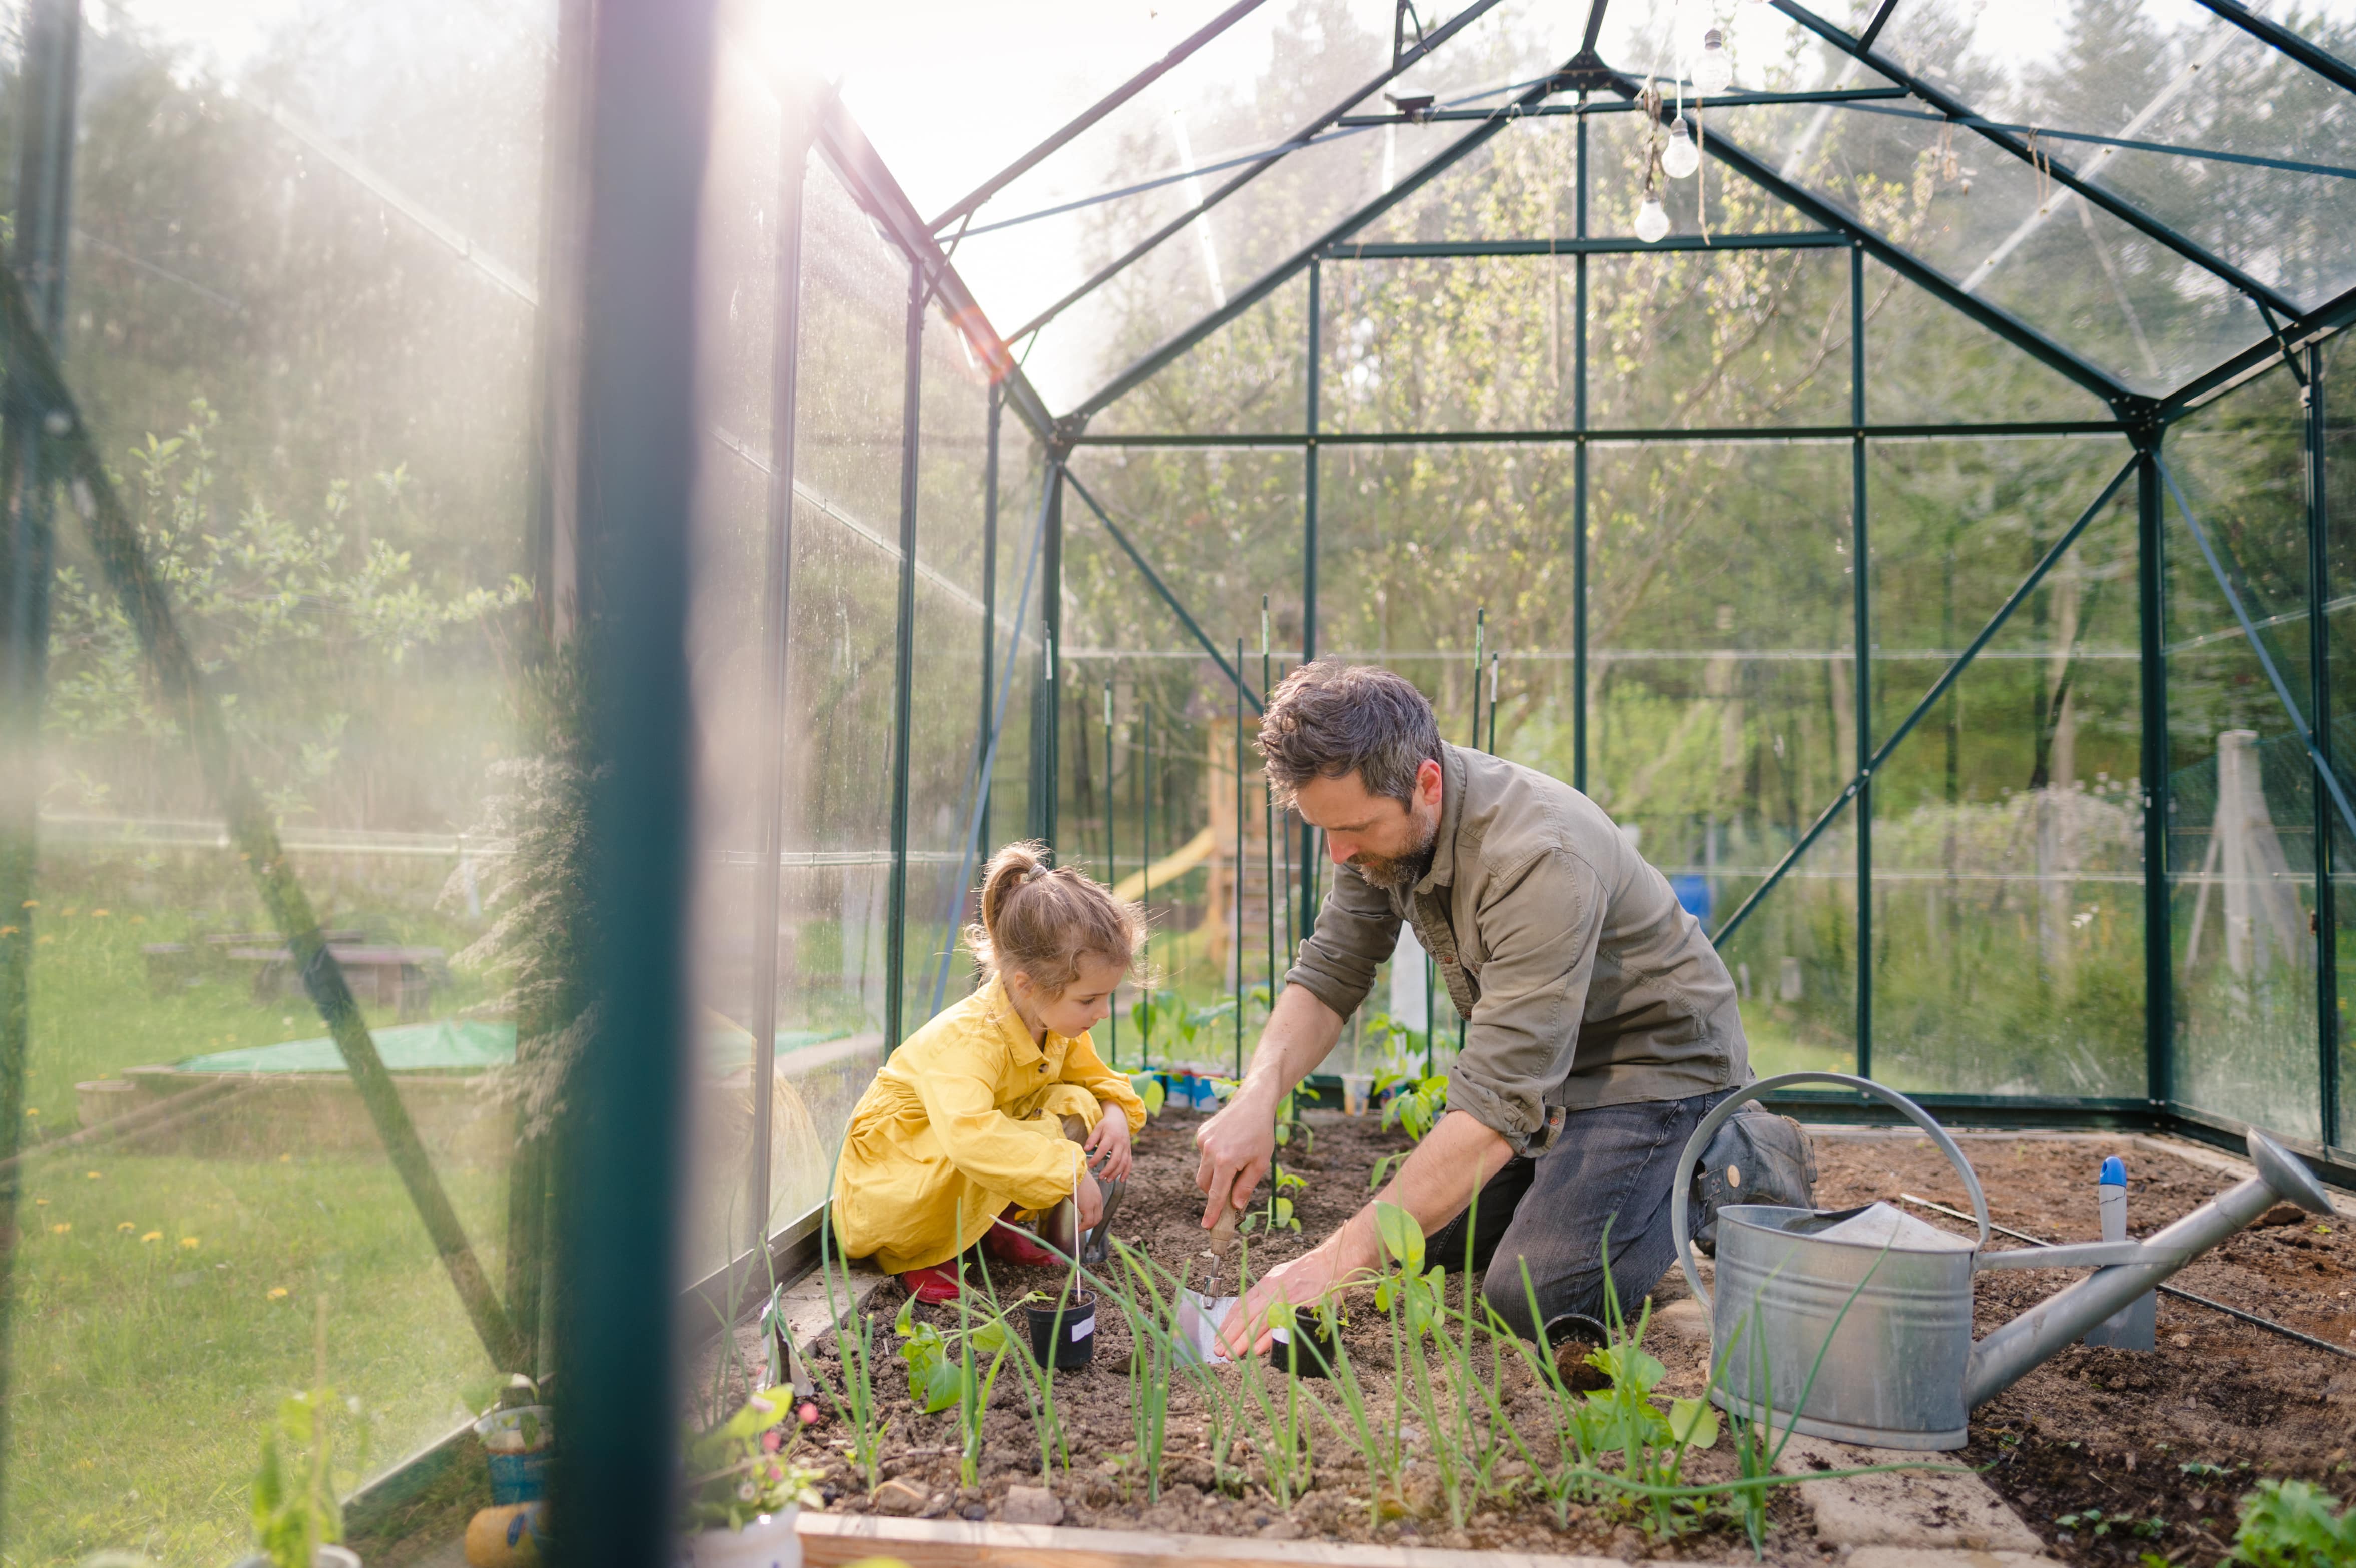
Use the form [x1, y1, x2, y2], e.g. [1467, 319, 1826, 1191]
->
[1025, 1292, 1097, 1370]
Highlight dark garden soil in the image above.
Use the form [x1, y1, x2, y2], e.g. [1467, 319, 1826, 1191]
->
[787, 1116, 2356, 1562]
[799, 1106, 1817, 1561]
[1810, 1131, 2356, 1567]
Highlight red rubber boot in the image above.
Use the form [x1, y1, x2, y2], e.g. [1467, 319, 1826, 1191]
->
[983, 1214, 1060, 1267]
[899, 1263, 963, 1303]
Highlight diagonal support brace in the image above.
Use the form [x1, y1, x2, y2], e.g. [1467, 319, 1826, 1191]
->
[1715, 452, 2140, 947]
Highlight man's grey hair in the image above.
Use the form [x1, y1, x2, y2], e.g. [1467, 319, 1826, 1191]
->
[1257, 661, 1442, 807]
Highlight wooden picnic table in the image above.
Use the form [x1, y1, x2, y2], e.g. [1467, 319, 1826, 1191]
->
[223, 943, 447, 1020]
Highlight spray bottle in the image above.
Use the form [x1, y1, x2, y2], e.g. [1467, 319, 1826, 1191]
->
[2080, 1155, 2157, 1350]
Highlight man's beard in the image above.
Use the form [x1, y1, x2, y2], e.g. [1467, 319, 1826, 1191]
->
[1348, 814, 1439, 891]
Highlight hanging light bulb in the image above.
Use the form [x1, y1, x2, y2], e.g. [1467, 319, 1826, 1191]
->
[1694, 27, 1735, 94]
[1662, 114, 1700, 178]
[1635, 192, 1671, 243]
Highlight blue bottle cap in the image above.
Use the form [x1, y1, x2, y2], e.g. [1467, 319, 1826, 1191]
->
[2099, 1155, 2127, 1187]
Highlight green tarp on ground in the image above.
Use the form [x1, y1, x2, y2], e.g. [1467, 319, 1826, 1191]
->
[175, 1020, 518, 1073]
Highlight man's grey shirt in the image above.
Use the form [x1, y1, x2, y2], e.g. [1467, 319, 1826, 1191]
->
[1284, 743, 1750, 1155]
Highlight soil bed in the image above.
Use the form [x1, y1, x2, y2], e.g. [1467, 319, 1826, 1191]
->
[802, 1106, 1814, 1561]
[793, 1116, 2355, 1562]
[1811, 1132, 2356, 1566]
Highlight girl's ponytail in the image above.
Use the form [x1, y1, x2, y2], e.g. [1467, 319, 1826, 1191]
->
[966, 840, 1144, 996]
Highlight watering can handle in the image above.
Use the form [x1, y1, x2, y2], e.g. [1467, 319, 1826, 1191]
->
[1670, 1072, 1992, 1317]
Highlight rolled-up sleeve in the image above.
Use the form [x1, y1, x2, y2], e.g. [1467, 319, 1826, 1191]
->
[1055, 1033, 1151, 1135]
[1283, 863, 1402, 1023]
[913, 1055, 1086, 1211]
[1447, 848, 1605, 1155]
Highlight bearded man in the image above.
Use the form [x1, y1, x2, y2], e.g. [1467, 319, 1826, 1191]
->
[1196, 660, 1812, 1358]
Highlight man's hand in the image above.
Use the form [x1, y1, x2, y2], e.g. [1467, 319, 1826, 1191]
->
[1085, 1105, 1133, 1181]
[1076, 1170, 1105, 1233]
[1194, 1084, 1276, 1230]
[1214, 1231, 1376, 1357]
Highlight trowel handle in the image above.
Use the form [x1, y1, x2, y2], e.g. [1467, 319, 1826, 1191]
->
[1669, 1072, 1993, 1317]
[1205, 1168, 1242, 1258]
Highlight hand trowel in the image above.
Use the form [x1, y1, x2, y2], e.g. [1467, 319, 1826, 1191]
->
[1174, 1170, 1245, 1365]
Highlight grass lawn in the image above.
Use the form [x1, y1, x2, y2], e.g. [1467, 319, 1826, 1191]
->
[7, 880, 513, 1566]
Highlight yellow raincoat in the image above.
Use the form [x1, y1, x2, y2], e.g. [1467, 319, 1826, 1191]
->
[831, 976, 1148, 1274]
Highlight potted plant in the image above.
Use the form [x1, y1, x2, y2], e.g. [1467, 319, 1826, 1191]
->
[242, 1387, 362, 1568]
[679, 1387, 824, 1568]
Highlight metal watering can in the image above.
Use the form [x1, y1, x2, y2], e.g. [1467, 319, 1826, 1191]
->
[1669, 1072, 2336, 1451]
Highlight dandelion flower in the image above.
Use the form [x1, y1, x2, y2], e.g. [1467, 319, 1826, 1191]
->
[50, 1223, 69, 1235]
[116, 1222, 134, 1233]
[19, 900, 34, 909]
[85, 1170, 101, 1180]
[178, 1237, 199, 1250]
[267, 1287, 289, 1301]
[22, 1107, 34, 1116]
[61, 908, 76, 918]
[32, 1198, 46, 1207]
[0, 926, 16, 937]
[140, 1231, 161, 1243]
[279, 1153, 292, 1163]
[91, 910, 109, 918]
[130, 915, 145, 924]
[36, 935, 52, 945]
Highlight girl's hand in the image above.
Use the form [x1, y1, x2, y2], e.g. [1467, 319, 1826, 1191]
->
[1085, 1106, 1134, 1181]
[1076, 1170, 1105, 1233]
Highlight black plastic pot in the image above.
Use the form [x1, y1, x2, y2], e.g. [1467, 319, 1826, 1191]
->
[1026, 1292, 1097, 1371]
[1271, 1320, 1336, 1379]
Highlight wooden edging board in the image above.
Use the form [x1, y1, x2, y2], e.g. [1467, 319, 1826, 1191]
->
[795, 1512, 1679, 1568]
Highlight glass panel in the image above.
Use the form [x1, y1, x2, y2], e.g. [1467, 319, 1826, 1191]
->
[1590, 246, 1852, 429]
[681, 55, 785, 1280]
[1587, 440, 1857, 1077]
[2166, 359, 2322, 1139]
[1869, 482, 2146, 1096]
[2328, 332, 2356, 1150]
[1087, 275, 1307, 437]
[778, 151, 908, 1199]
[20, 0, 551, 1557]
[1063, 448, 1303, 1072]
[899, 305, 997, 1035]
[1874, 0, 2356, 312]
[1716, 822, 1862, 1078]
[1864, 259, 2111, 423]
[1722, 90, 2270, 395]
[1868, 436, 2139, 733]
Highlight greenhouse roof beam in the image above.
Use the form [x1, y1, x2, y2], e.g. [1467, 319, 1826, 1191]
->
[1772, 0, 2305, 322]
[2185, 0, 2356, 97]
[1067, 43, 1581, 424]
[1605, 66, 2137, 413]
[926, 0, 1272, 233]
[1007, 0, 1515, 346]
[1333, 86, 1909, 122]
[813, 97, 1057, 440]
[1324, 231, 1847, 257]
[2162, 281, 2356, 415]
[1070, 418, 2130, 446]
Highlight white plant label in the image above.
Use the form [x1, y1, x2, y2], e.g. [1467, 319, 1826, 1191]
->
[1071, 1317, 1094, 1341]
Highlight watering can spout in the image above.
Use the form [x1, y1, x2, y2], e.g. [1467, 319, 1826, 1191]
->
[1962, 1130, 2333, 1409]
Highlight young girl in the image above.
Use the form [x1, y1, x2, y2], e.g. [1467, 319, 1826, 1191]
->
[832, 842, 1147, 1302]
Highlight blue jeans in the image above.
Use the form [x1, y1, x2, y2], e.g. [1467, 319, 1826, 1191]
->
[1425, 1087, 1738, 1341]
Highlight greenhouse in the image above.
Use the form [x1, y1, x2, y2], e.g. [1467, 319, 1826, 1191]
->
[1, 0, 2353, 1561]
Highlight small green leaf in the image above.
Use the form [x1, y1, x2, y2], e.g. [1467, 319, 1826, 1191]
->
[1374, 1202, 1425, 1271]
[1668, 1396, 1720, 1450]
